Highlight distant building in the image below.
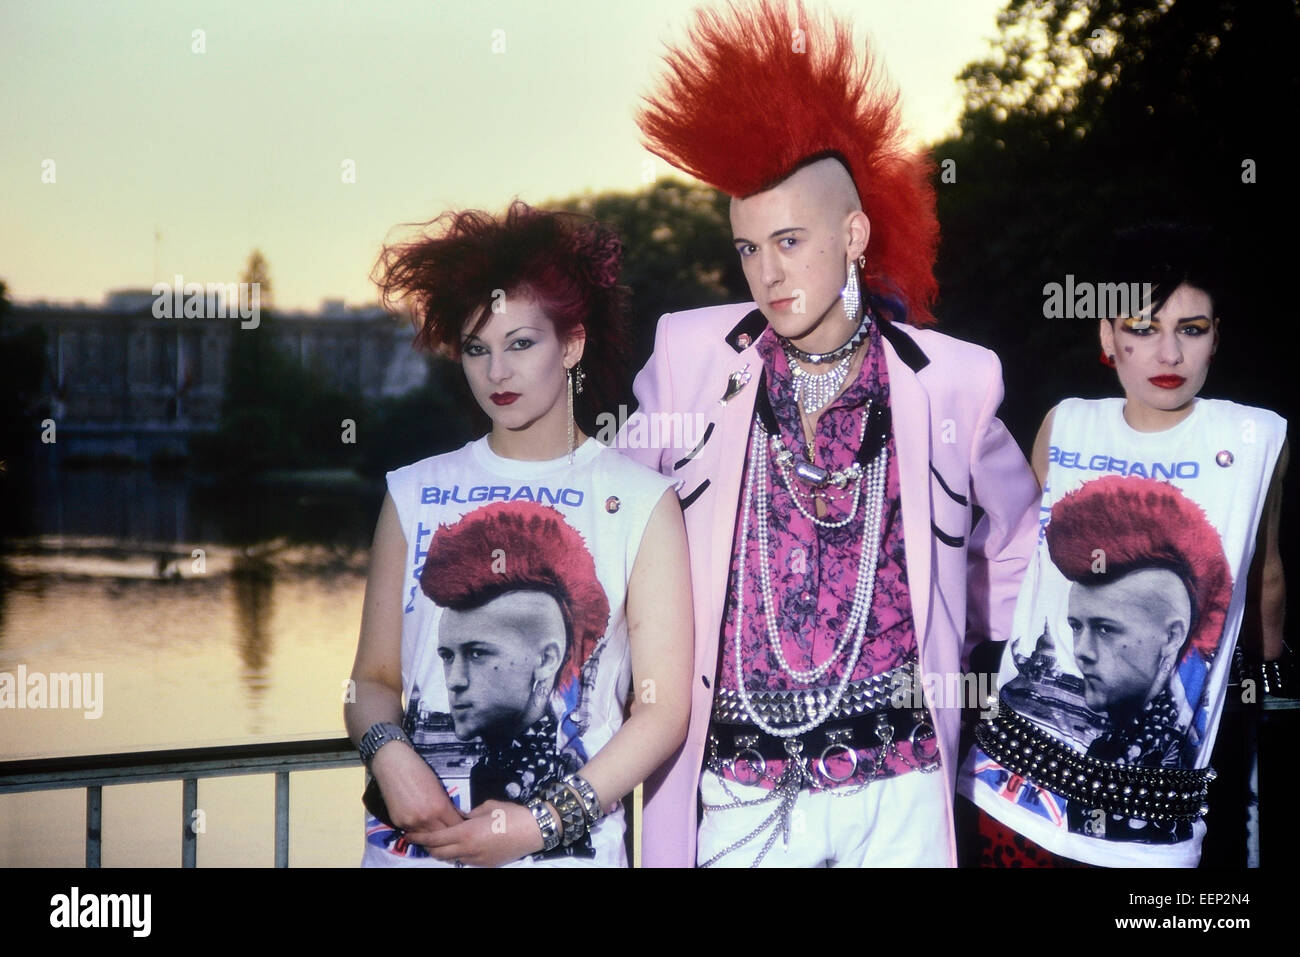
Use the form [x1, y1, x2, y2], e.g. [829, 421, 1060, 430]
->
[10, 291, 429, 428]
[9, 291, 429, 461]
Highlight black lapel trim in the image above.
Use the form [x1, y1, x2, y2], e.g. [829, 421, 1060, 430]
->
[930, 464, 969, 506]
[932, 522, 965, 548]
[753, 369, 778, 434]
[858, 404, 891, 466]
[878, 319, 930, 373]
[673, 422, 716, 471]
[679, 479, 711, 511]
[725, 309, 768, 353]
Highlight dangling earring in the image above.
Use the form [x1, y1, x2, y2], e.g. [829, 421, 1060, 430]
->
[566, 367, 575, 464]
[841, 256, 861, 323]
[566, 364, 585, 464]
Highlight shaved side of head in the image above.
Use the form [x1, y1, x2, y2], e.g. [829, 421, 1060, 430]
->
[731, 156, 862, 224]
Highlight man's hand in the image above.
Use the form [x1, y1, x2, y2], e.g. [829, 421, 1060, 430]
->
[424, 799, 548, 868]
[370, 743, 465, 844]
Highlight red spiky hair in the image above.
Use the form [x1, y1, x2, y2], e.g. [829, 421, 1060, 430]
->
[1045, 476, 1232, 658]
[421, 501, 610, 692]
[636, 0, 939, 324]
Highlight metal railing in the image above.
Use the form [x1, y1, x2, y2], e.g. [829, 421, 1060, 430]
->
[0, 737, 358, 867]
[3, 702, 1295, 867]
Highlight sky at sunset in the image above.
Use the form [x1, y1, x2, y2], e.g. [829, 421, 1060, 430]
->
[2, 0, 1006, 311]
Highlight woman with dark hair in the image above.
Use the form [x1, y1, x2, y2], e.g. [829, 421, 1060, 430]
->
[960, 223, 1288, 867]
[345, 201, 693, 867]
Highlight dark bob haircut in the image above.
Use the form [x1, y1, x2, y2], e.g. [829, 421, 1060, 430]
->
[373, 200, 631, 423]
[1107, 222, 1226, 320]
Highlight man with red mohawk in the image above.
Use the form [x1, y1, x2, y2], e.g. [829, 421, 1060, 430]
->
[621, 0, 1040, 866]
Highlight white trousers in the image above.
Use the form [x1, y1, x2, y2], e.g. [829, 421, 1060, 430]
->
[697, 768, 952, 867]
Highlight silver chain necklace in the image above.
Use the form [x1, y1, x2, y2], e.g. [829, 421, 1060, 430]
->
[769, 403, 871, 529]
[730, 414, 889, 734]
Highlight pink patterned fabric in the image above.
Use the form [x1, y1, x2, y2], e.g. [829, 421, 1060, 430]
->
[715, 319, 930, 788]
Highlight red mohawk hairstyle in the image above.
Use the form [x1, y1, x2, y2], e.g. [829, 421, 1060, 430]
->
[421, 502, 610, 693]
[636, 0, 939, 324]
[1045, 476, 1233, 659]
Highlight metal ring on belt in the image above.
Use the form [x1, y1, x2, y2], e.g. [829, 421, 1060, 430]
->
[710, 707, 935, 783]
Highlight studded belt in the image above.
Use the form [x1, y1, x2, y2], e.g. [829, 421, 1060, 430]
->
[975, 699, 1215, 823]
[709, 707, 936, 785]
[710, 661, 913, 727]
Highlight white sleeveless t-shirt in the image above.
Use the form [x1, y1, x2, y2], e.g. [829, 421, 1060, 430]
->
[361, 436, 674, 868]
[960, 397, 1285, 866]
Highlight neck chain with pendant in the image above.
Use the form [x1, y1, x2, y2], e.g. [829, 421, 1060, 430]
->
[770, 399, 870, 527]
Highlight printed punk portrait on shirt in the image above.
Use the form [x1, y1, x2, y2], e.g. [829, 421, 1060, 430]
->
[374, 500, 610, 859]
[992, 475, 1232, 844]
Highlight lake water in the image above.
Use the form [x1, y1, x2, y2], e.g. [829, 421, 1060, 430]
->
[0, 465, 379, 866]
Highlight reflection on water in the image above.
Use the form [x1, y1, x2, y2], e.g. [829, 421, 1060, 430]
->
[0, 466, 381, 866]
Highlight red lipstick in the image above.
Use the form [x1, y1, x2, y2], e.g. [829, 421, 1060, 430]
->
[490, 392, 520, 406]
[1148, 376, 1186, 390]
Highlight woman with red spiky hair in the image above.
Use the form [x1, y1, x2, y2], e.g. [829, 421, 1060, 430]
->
[622, 0, 1041, 868]
[962, 223, 1288, 868]
[345, 201, 693, 868]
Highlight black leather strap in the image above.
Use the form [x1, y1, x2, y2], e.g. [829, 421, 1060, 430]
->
[710, 707, 933, 761]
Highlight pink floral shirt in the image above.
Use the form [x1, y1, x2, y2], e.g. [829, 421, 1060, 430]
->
[714, 319, 935, 788]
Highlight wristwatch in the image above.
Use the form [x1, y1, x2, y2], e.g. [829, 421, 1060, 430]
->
[358, 721, 412, 767]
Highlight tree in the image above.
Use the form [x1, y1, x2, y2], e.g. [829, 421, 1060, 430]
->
[932, 0, 1298, 444]
[0, 280, 49, 475]
[241, 248, 273, 310]
[554, 178, 745, 412]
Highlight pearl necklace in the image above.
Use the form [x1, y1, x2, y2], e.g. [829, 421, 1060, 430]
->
[769, 401, 871, 528]
[730, 417, 888, 735]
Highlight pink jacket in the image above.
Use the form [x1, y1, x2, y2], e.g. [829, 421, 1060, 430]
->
[619, 302, 1040, 867]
